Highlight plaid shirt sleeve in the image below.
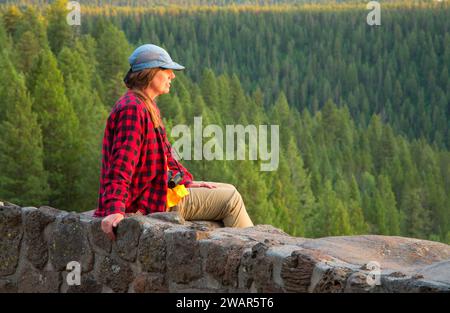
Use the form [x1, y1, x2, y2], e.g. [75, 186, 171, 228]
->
[102, 105, 144, 216]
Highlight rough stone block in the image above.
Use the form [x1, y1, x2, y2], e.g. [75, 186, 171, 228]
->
[17, 267, 61, 293]
[344, 270, 374, 293]
[310, 266, 352, 293]
[66, 273, 103, 293]
[202, 238, 245, 288]
[165, 228, 206, 284]
[49, 213, 93, 272]
[133, 272, 167, 293]
[113, 218, 142, 262]
[89, 218, 112, 255]
[97, 255, 134, 293]
[266, 245, 302, 289]
[23, 207, 56, 269]
[280, 249, 325, 292]
[0, 206, 23, 276]
[138, 224, 170, 272]
[238, 242, 284, 292]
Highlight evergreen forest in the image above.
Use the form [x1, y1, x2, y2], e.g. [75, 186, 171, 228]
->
[0, 0, 449, 243]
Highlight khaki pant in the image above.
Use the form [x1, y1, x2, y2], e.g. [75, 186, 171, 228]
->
[170, 181, 254, 228]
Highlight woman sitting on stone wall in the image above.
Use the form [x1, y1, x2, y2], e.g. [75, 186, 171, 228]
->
[94, 44, 253, 240]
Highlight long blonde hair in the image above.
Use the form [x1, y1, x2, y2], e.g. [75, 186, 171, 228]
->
[124, 68, 163, 129]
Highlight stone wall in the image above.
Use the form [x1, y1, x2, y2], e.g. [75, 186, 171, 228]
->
[1, 203, 449, 293]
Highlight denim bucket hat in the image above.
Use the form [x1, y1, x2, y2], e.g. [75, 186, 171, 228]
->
[128, 44, 185, 72]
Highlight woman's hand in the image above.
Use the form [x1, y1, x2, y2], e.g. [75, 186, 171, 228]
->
[188, 182, 217, 189]
[101, 213, 125, 241]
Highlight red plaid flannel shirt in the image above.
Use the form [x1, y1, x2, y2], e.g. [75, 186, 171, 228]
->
[94, 90, 193, 217]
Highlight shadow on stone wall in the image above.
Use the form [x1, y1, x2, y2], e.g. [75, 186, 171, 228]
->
[0, 203, 449, 293]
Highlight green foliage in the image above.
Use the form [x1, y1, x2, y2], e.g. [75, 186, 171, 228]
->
[0, 3, 448, 244]
[31, 48, 82, 210]
[86, 3, 450, 148]
[46, 0, 73, 55]
[93, 22, 130, 106]
[0, 50, 50, 206]
[57, 45, 108, 211]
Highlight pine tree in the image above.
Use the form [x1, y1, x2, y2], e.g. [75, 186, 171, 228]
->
[95, 22, 130, 107]
[0, 15, 12, 52]
[216, 74, 233, 122]
[228, 74, 249, 124]
[0, 50, 49, 206]
[200, 68, 219, 109]
[14, 30, 40, 75]
[312, 180, 351, 237]
[46, 0, 73, 55]
[171, 76, 192, 125]
[2, 6, 21, 36]
[285, 138, 316, 236]
[31, 48, 81, 211]
[330, 200, 352, 236]
[360, 171, 377, 232]
[234, 158, 274, 228]
[58, 46, 108, 211]
[376, 175, 399, 235]
[271, 92, 295, 148]
[268, 150, 298, 234]
[13, 6, 48, 49]
[348, 175, 369, 234]
[401, 187, 429, 239]
[77, 35, 101, 87]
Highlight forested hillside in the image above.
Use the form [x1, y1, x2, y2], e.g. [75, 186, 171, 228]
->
[0, 0, 448, 243]
[80, 1, 450, 149]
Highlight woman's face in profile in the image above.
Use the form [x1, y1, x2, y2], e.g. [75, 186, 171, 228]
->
[149, 68, 176, 96]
